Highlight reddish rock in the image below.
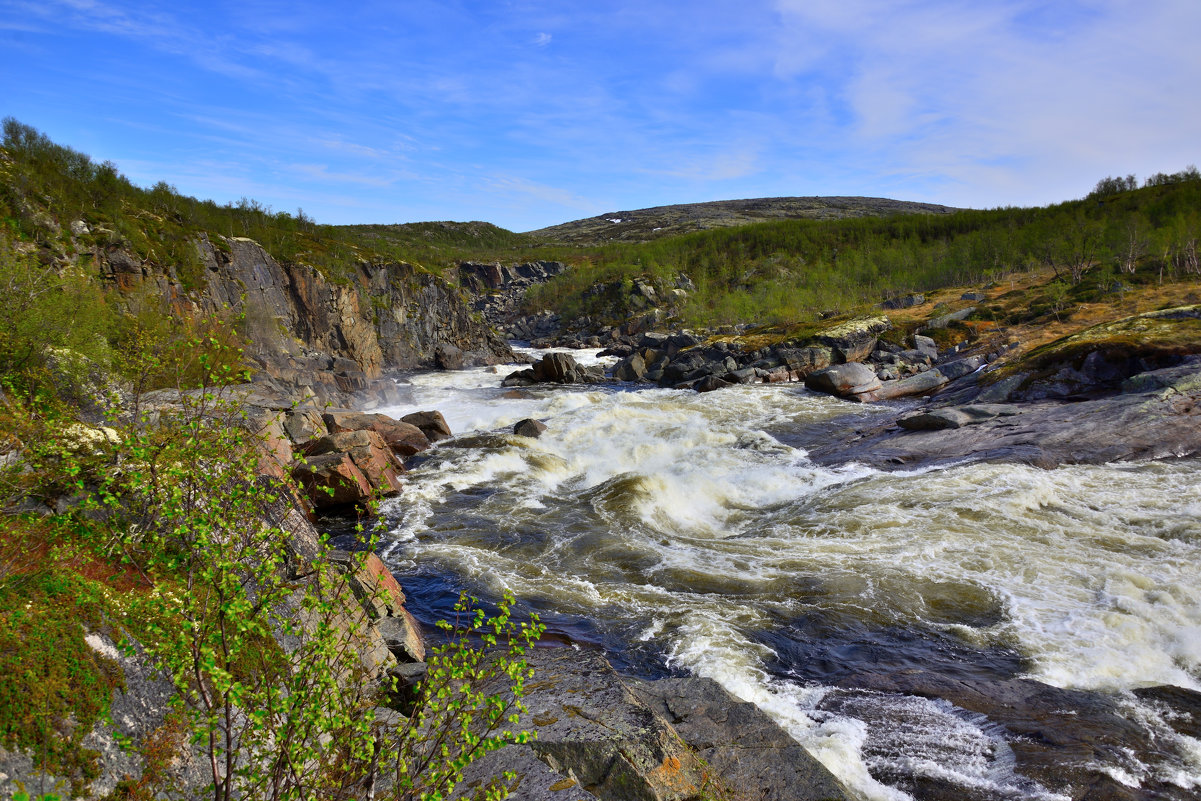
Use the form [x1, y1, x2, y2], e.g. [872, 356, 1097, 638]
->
[292, 453, 373, 508]
[321, 411, 432, 456]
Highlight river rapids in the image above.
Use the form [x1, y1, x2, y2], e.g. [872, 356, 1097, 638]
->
[373, 347, 1201, 801]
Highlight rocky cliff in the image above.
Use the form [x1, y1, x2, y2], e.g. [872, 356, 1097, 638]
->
[96, 233, 513, 402]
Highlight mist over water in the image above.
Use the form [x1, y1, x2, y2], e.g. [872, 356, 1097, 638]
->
[377, 350, 1201, 801]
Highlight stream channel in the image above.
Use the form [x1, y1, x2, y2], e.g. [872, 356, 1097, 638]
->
[368, 347, 1201, 801]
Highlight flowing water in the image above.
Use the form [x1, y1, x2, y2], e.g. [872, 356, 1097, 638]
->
[374, 348, 1201, 801]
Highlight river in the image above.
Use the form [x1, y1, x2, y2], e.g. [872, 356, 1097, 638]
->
[374, 347, 1201, 801]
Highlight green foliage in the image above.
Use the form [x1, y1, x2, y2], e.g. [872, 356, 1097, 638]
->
[0, 238, 115, 390]
[0, 567, 122, 795]
[0, 119, 552, 290]
[1, 330, 542, 799]
[525, 175, 1201, 328]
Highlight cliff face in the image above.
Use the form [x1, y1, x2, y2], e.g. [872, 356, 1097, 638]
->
[97, 234, 513, 400]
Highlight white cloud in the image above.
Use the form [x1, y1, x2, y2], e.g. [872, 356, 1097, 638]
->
[533, 32, 552, 46]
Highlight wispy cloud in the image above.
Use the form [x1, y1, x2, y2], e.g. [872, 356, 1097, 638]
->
[3, 0, 1198, 228]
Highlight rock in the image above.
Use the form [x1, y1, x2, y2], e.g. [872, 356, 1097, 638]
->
[815, 316, 892, 363]
[513, 418, 548, 438]
[867, 368, 949, 401]
[376, 610, 425, 663]
[775, 346, 833, 376]
[961, 291, 988, 301]
[805, 363, 883, 398]
[694, 375, 732, 393]
[881, 292, 925, 309]
[613, 352, 647, 382]
[435, 342, 465, 370]
[927, 306, 977, 329]
[502, 368, 537, 387]
[631, 678, 853, 801]
[457, 745, 599, 801]
[283, 407, 326, 443]
[898, 408, 974, 430]
[291, 452, 374, 508]
[327, 551, 410, 620]
[69, 219, 90, 236]
[532, 352, 580, 383]
[503, 648, 710, 801]
[806, 361, 1201, 470]
[936, 356, 984, 381]
[400, 410, 453, 442]
[323, 411, 431, 456]
[913, 334, 938, 360]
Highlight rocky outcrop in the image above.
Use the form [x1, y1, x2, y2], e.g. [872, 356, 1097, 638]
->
[503, 353, 606, 387]
[97, 235, 513, 405]
[473, 648, 853, 801]
[806, 358, 1201, 470]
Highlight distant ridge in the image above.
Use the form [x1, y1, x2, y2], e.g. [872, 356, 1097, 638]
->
[525, 196, 959, 245]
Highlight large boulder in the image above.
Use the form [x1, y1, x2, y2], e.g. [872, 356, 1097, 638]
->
[805, 362, 883, 399]
[815, 316, 892, 363]
[533, 352, 580, 383]
[400, 410, 453, 442]
[292, 453, 374, 508]
[323, 411, 431, 456]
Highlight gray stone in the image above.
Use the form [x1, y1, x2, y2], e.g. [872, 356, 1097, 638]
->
[937, 356, 984, 381]
[870, 368, 949, 401]
[631, 678, 852, 801]
[804, 363, 882, 397]
[913, 334, 938, 359]
[927, 306, 977, 329]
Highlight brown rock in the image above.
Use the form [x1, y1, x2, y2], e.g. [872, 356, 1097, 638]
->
[322, 411, 431, 456]
[400, 410, 453, 442]
[292, 453, 373, 508]
[513, 418, 548, 437]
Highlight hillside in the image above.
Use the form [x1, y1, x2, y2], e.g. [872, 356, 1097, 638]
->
[524, 196, 959, 244]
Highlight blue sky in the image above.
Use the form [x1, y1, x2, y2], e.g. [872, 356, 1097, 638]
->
[2, 1, 1198, 231]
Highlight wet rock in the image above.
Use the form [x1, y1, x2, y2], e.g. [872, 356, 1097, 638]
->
[805, 362, 882, 398]
[526, 353, 605, 385]
[807, 361, 1201, 470]
[401, 410, 454, 442]
[514, 418, 548, 438]
[631, 677, 853, 801]
[898, 408, 974, 430]
[613, 352, 647, 382]
[694, 375, 733, 393]
[435, 342, 466, 370]
[823, 670, 1200, 801]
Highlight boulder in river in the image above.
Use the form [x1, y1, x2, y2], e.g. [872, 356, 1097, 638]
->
[513, 418, 548, 438]
[400, 410, 454, 442]
[805, 362, 883, 399]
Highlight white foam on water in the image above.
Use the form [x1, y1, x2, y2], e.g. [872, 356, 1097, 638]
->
[379, 362, 1201, 799]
